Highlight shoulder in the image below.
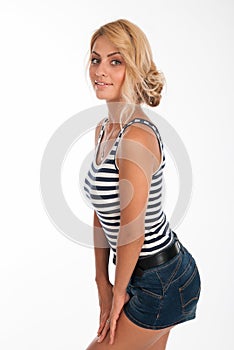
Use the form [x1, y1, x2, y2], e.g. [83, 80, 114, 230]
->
[119, 116, 159, 154]
[124, 119, 155, 141]
[116, 116, 161, 170]
[124, 112, 159, 139]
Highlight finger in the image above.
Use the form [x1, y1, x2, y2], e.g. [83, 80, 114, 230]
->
[98, 315, 109, 335]
[97, 323, 106, 336]
[97, 326, 103, 336]
[109, 319, 117, 345]
[97, 329, 108, 343]
[97, 321, 110, 343]
[97, 320, 105, 335]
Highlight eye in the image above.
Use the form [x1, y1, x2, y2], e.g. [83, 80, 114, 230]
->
[90, 57, 100, 64]
[111, 59, 122, 66]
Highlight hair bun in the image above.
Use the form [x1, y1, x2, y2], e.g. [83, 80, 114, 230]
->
[138, 67, 165, 107]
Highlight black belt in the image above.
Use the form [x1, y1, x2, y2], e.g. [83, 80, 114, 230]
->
[112, 238, 181, 277]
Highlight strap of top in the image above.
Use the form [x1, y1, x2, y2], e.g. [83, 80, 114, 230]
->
[97, 117, 164, 152]
[119, 118, 164, 151]
[97, 117, 109, 144]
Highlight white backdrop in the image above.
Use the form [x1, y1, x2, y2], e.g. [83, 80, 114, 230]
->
[1, 0, 233, 349]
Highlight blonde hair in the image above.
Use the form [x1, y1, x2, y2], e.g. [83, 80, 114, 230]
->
[90, 19, 166, 109]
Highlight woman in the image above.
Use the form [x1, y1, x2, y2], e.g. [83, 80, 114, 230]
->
[83, 19, 201, 350]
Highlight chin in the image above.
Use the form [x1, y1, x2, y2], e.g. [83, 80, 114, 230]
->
[95, 94, 117, 101]
[96, 95, 107, 100]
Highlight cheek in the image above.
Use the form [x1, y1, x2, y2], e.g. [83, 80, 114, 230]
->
[89, 66, 93, 79]
[115, 68, 126, 87]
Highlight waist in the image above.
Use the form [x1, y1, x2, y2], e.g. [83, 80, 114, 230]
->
[112, 233, 181, 277]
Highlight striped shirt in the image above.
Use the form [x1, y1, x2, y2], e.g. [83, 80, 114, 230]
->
[83, 117, 174, 258]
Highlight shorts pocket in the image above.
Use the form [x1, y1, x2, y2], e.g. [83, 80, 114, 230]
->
[139, 287, 163, 299]
[179, 264, 201, 315]
[131, 286, 163, 322]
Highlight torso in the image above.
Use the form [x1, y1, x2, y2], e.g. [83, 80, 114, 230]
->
[84, 115, 173, 257]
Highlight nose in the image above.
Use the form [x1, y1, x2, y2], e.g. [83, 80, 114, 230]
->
[95, 62, 108, 77]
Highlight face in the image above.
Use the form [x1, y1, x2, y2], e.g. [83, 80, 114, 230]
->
[89, 35, 126, 103]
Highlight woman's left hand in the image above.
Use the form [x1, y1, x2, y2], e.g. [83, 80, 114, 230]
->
[97, 290, 130, 345]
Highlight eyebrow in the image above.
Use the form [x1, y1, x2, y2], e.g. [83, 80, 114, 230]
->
[91, 50, 122, 57]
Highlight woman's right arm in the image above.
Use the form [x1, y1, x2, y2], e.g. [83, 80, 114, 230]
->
[93, 118, 111, 286]
[93, 120, 113, 336]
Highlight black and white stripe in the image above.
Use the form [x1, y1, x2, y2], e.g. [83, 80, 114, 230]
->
[84, 117, 174, 257]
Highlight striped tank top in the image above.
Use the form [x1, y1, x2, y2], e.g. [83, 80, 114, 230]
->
[83, 117, 174, 258]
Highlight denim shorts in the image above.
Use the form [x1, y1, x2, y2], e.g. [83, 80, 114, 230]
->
[123, 238, 201, 330]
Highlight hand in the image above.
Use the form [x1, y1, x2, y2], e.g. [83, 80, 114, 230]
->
[97, 290, 130, 345]
[96, 281, 113, 337]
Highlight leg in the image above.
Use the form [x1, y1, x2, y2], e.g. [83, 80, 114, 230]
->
[85, 309, 174, 350]
[145, 329, 171, 350]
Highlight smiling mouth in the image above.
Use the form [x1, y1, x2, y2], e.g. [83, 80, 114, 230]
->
[95, 80, 113, 86]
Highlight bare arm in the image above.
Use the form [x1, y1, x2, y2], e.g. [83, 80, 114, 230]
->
[113, 124, 158, 295]
[93, 210, 110, 285]
[93, 120, 114, 337]
[97, 123, 161, 345]
[93, 119, 111, 286]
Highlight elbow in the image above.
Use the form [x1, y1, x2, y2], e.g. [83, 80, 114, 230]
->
[117, 232, 145, 250]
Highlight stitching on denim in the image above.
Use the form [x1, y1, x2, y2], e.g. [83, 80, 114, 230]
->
[179, 266, 201, 314]
[137, 290, 163, 321]
[156, 294, 164, 320]
[171, 255, 194, 286]
[124, 301, 163, 329]
[182, 285, 201, 311]
[124, 306, 159, 329]
[123, 304, 196, 330]
[155, 254, 182, 294]
[139, 287, 163, 299]
[144, 245, 183, 290]
[180, 265, 198, 291]
[163, 254, 183, 293]
[155, 270, 164, 293]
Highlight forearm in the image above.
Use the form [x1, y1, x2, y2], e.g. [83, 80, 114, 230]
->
[113, 234, 145, 295]
[93, 210, 111, 285]
[94, 246, 110, 285]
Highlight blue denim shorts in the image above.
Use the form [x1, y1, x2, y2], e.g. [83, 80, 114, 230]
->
[123, 239, 201, 330]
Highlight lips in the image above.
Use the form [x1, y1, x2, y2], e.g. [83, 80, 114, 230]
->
[95, 80, 113, 86]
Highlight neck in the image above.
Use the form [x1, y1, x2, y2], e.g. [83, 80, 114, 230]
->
[106, 101, 143, 126]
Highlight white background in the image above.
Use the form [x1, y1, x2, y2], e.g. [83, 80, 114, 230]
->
[1, 0, 233, 349]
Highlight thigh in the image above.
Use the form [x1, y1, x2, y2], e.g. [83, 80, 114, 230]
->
[146, 330, 171, 350]
[85, 310, 174, 350]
